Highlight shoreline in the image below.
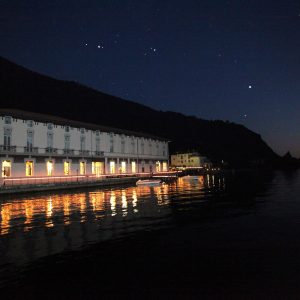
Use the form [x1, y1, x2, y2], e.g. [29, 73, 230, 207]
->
[0, 176, 147, 196]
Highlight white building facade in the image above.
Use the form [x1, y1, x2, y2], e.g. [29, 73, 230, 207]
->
[0, 110, 169, 178]
[171, 152, 212, 169]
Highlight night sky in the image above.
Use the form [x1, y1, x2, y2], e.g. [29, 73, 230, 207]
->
[1, 0, 300, 156]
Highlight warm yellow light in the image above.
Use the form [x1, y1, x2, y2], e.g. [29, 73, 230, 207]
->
[110, 191, 116, 216]
[162, 162, 168, 172]
[110, 161, 115, 174]
[64, 161, 71, 175]
[80, 161, 86, 175]
[92, 162, 103, 176]
[47, 161, 53, 176]
[131, 161, 136, 173]
[121, 161, 126, 173]
[25, 161, 34, 176]
[2, 160, 11, 177]
[156, 161, 161, 172]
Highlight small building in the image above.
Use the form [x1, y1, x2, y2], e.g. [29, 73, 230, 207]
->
[0, 109, 169, 179]
[171, 152, 211, 169]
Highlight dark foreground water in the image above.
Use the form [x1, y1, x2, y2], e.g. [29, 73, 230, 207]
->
[1, 171, 300, 299]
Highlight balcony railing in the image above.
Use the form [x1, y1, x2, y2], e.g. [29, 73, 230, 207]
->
[0, 145, 167, 159]
[94, 151, 104, 157]
[24, 147, 39, 154]
[79, 150, 90, 156]
[45, 147, 58, 154]
[63, 149, 75, 155]
[0, 145, 16, 153]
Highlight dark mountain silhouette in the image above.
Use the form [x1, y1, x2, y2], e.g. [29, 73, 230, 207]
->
[278, 151, 300, 169]
[0, 56, 279, 167]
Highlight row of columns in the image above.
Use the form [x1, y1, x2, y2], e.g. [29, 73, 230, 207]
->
[104, 157, 161, 174]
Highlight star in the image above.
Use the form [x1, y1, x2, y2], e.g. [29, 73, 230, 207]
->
[248, 85, 252, 89]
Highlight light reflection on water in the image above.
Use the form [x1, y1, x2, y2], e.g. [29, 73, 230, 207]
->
[0, 175, 223, 267]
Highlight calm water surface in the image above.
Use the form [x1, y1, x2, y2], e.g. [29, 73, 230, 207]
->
[0, 175, 221, 267]
[2, 170, 300, 298]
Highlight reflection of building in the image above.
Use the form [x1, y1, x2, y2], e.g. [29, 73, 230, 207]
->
[0, 185, 171, 266]
[171, 152, 212, 169]
[0, 109, 169, 178]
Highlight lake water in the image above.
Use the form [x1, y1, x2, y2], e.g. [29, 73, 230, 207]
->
[1, 170, 300, 299]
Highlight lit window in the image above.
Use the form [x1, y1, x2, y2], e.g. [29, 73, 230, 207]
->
[110, 161, 115, 174]
[80, 161, 86, 175]
[64, 161, 71, 175]
[2, 160, 11, 177]
[121, 161, 126, 173]
[92, 162, 103, 176]
[162, 162, 168, 172]
[156, 161, 161, 172]
[47, 161, 53, 176]
[25, 161, 34, 176]
[131, 161, 136, 173]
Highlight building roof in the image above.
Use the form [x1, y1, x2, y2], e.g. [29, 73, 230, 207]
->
[0, 108, 167, 141]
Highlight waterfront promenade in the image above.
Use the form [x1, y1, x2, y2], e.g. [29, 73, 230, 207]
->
[0, 172, 177, 195]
